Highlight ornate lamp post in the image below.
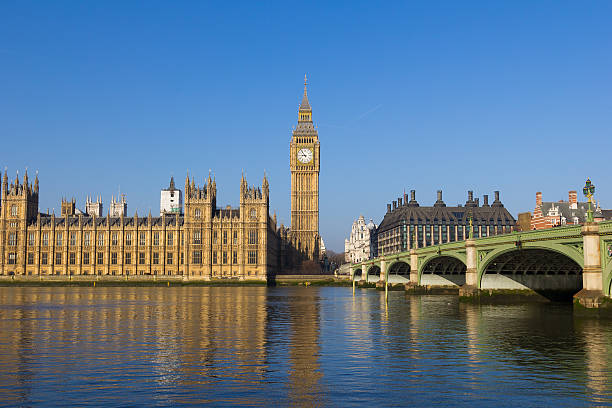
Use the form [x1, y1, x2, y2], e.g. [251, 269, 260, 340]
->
[583, 178, 596, 223]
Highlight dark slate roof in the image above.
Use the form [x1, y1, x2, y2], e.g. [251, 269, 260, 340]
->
[33, 214, 184, 228]
[378, 203, 515, 233]
[538, 201, 608, 224]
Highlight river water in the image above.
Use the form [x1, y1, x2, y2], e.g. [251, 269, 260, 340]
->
[0, 286, 610, 407]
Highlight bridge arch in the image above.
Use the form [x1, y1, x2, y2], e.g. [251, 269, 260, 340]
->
[387, 260, 410, 284]
[352, 267, 363, 281]
[478, 246, 583, 300]
[418, 255, 467, 287]
[366, 265, 381, 283]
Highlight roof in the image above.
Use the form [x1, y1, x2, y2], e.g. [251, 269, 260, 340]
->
[378, 203, 516, 233]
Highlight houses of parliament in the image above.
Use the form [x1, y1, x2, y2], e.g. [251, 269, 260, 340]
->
[0, 78, 321, 280]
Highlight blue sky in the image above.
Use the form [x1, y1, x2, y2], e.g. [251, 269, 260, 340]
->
[1, 1, 611, 252]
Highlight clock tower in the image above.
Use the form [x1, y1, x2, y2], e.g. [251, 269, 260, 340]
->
[290, 75, 320, 261]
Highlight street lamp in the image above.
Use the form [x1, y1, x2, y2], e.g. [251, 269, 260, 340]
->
[583, 178, 596, 223]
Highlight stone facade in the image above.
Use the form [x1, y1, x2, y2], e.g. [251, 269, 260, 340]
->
[289, 75, 321, 262]
[0, 78, 323, 279]
[345, 215, 377, 263]
[0, 170, 281, 280]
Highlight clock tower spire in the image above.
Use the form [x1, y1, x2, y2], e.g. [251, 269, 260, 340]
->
[290, 75, 321, 262]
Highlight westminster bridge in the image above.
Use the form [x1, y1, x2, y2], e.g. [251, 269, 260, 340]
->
[351, 221, 612, 307]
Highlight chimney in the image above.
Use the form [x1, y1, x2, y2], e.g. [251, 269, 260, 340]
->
[483, 194, 489, 207]
[387, 203, 391, 213]
[536, 192, 542, 207]
[393, 200, 397, 210]
[437, 190, 443, 201]
[398, 197, 403, 206]
[468, 190, 474, 202]
[569, 191, 577, 208]
[475, 198, 479, 207]
[495, 191, 500, 202]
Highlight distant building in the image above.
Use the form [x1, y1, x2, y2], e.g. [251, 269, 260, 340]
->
[160, 177, 183, 215]
[516, 212, 532, 232]
[530, 190, 612, 230]
[377, 190, 515, 255]
[345, 215, 377, 263]
[109, 195, 127, 217]
[85, 196, 102, 217]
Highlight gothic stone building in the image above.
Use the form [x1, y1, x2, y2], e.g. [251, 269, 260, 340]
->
[0, 78, 322, 279]
[0, 170, 281, 279]
[377, 190, 516, 255]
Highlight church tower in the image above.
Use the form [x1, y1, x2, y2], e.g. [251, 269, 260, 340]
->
[290, 75, 320, 261]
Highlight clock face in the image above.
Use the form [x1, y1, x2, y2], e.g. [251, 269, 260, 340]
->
[297, 148, 313, 164]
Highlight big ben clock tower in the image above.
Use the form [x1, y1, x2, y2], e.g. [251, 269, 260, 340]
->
[290, 75, 320, 261]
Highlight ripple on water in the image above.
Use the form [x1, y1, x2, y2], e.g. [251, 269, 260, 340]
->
[0, 286, 610, 407]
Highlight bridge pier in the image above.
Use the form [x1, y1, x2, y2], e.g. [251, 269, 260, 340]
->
[574, 223, 606, 308]
[459, 239, 479, 298]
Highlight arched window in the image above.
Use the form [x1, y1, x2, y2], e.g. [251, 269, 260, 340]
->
[250, 209, 257, 219]
[194, 209, 201, 218]
[10, 205, 18, 217]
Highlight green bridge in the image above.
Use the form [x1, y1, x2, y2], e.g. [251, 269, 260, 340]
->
[351, 221, 612, 307]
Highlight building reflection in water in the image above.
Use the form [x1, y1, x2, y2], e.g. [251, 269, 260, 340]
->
[286, 287, 324, 407]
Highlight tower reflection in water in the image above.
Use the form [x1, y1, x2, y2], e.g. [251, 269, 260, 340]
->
[286, 287, 324, 407]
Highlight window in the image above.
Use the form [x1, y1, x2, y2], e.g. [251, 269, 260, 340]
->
[56, 232, 63, 247]
[223, 231, 227, 245]
[222, 251, 227, 264]
[55, 252, 62, 265]
[193, 251, 202, 264]
[250, 208, 256, 219]
[28, 232, 35, 246]
[125, 252, 131, 264]
[181, 232, 184, 245]
[193, 231, 201, 244]
[194, 209, 201, 218]
[248, 230, 257, 245]
[153, 252, 159, 265]
[232, 251, 237, 264]
[111, 252, 118, 265]
[112, 232, 118, 246]
[212, 251, 217, 264]
[42, 232, 49, 246]
[97, 252, 104, 265]
[213, 231, 217, 244]
[125, 232, 132, 246]
[139, 252, 145, 264]
[8, 233, 16, 246]
[97, 233, 104, 246]
[69, 252, 76, 265]
[139, 232, 146, 246]
[180, 252, 184, 265]
[83, 252, 89, 265]
[167, 252, 173, 265]
[233, 231, 238, 245]
[70, 232, 77, 246]
[10, 205, 18, 217]
[84, 232, 90, 247]
[167, 232, 173, 246]
[8, 253, 16, 264]
[248, 250, 257, 264]
[28, 253, 34, 264]
[153, 232, 159, 246]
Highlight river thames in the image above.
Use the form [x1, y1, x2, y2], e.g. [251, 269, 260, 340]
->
[0, 286, 610, 407]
